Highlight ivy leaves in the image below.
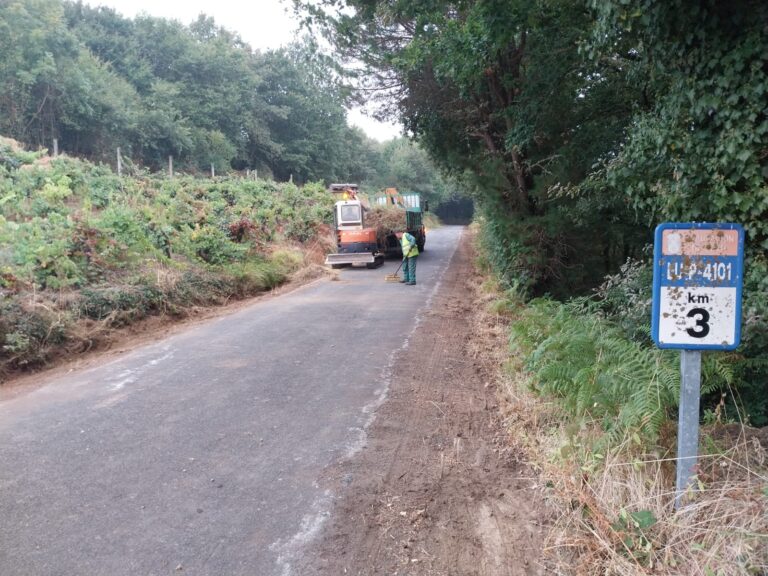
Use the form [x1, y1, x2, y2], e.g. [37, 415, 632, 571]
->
[589, 1, 768, 251]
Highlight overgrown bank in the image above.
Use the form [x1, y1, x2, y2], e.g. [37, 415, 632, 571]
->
[0, 137, 334, 380]
[473, 228, 768, 575]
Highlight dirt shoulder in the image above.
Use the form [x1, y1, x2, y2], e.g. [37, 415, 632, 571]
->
[299, 231, 550, 575]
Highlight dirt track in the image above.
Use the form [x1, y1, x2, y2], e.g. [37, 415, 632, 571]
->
[300, 233, 547, 575]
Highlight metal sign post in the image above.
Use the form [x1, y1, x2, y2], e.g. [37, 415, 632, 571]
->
[651, 223, 745, 510]
[676, 349, 701, 509]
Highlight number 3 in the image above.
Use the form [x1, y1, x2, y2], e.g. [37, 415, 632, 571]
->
[686, 308, 710, 338]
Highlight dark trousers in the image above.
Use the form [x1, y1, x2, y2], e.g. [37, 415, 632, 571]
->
[403, 256, 417, 283]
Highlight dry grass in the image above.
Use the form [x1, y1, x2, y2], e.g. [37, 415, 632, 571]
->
[1, 241, 338, 381]
[298, 224, 336, 265]
[365, 206, 409, 232]
[467, 249, 768, 575]
[0, 135, 25, 151]
[365, 206, 412, 245]
[290, 263, 338, 284]
[536, 436, 767, 575]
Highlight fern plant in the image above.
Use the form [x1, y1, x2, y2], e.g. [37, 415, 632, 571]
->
[512, 298, 735, 449]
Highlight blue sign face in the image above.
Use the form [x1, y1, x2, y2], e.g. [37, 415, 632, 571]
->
[651, 223, 745, 351]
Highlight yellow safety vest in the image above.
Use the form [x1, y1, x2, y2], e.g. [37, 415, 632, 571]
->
[400, 232, 419, 259]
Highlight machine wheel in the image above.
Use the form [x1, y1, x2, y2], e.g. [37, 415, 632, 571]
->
[331, 263, 350, 269]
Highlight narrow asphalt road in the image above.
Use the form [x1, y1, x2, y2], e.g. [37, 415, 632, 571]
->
[0, 226, 463, 576]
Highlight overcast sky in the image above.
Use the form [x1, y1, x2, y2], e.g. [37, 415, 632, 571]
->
[82, 0, 401, 141]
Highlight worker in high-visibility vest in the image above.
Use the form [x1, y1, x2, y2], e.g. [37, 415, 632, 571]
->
[400, 232, 419, 285]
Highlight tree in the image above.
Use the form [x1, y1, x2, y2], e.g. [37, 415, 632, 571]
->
[297, 0, 645, 294]
[1, 0, 379, 181]
[256, 42, 375, 183]
[364, 138, 461, 209]
[0, 0, 79, 148]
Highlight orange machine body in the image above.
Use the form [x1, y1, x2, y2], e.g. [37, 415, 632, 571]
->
[337, 228, 378, 254]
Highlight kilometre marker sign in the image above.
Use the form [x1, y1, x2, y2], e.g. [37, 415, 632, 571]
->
[652, 223, 745, 351]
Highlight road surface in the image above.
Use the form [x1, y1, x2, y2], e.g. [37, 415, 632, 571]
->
[0, 226, 463, 576]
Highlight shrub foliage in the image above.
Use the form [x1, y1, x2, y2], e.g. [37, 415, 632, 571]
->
[0, 142, 333, 376]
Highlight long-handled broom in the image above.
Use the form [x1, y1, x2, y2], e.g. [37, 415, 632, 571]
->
[384, 247, 415, 282]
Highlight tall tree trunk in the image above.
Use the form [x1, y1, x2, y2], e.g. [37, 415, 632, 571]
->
[509, 147, 529, 214]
